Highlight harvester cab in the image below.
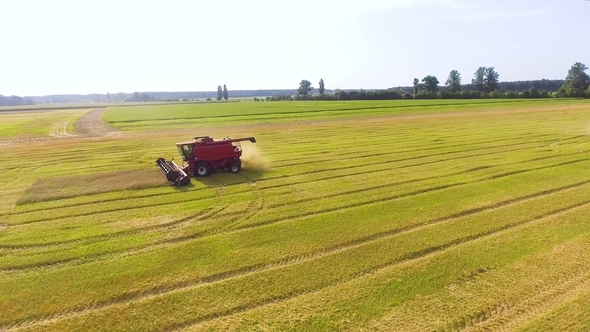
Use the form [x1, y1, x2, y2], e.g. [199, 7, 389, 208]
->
[177, 143, 194, 161]
[156, 135, 257, 186]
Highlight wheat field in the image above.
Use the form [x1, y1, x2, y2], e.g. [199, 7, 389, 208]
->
[1, 100, 590, 331]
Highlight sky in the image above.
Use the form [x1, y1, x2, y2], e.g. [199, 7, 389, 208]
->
[1, 0, 589, 96]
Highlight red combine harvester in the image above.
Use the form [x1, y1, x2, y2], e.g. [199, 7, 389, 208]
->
[156, 136, 256, 186]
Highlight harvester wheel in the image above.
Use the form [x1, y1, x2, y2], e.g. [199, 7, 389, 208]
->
[195, 162, 211, 177]
[228, 160, 241, 173]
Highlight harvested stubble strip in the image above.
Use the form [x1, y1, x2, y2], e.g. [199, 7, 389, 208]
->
[276, 140, 553, 176]
[8, 133, 565, 218]
[265, 126, 554, 162]
[227, 158, 590, 230]
[515, 285, 590, 331]
[10, 185, 590, 331]
[2, 164, 590, 327]
[3, 139, 547, 225]
[5, 113, 572, 214]
[188, 216, 590, 332]
[4, 154, 586, 248]
[4, 98, 590, 330]
[1, 150, 577, 271]
[248, 145, 569, 191]
[261, 152, 583, 207]
[16, 169, 169, 205]
[103, 100, 576, 131]
[0, 197, 252, 248]
[5, 151, 590, 243]
[4, 185, 240, 226]
[4, 168, 590, 274]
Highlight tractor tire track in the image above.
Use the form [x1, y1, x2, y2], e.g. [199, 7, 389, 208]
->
[164, 200, 590, 332]
[458, 270, 590, 332]
[271, 129, 557, 165]
[211, 173, 266, 232]
[1, 139, 566, 220]
[4, 100, 590, 328]
[274, 135, 554, 170]
[12, 131, 552, 205]
[12, 129, 579, 211]
[9, 195, 589, 332]
[0, 209, 213, 252]
[0, 208, 226, 273]
[3, 170, 590, 286]
[2, 152, 584, 252]
[221, 158, 590, 232]
[273, 132, 561, 168]
[103, 99, 544, 124]
[0, 152, 582, 237]
[2, 155, 588, 254]
[258, 117, 567, 151]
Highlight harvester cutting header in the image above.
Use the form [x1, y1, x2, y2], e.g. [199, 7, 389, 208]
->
[156, 136, 256, 186]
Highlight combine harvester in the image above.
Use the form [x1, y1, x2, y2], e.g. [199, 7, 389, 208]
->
[156, 136, 257, 186]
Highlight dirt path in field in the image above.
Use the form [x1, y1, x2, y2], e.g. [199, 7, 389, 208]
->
[75, 108, 119, 137]
[0, 108, 120, 146]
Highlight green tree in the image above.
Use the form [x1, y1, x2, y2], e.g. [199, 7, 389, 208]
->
[223, 84, 228, 100]
[422, 75, 439, 93]
[217, 85, 222, 101]
[319, 79, 325, 95]
[472, 67, 487, 92]
[490, 90, 503, 98]
[445, 70, 461, 93]
[413, 78, 420, 95]
[485, 67, 499, 92]
[297, 80, 313, 96]
[563, 62, 590, 97]
[554, 86, 567, 98]
[529, 86, 540, 98]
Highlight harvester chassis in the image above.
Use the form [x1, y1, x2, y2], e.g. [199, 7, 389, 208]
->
[156, 136, 255, 186]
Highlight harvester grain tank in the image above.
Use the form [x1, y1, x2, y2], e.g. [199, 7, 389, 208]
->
[156, 136, 256, 185]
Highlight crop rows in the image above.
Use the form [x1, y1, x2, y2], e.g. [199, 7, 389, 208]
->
[1, 100, 590, 331]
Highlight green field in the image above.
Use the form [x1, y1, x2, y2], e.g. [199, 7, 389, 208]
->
[104, 99, 569, 131]
[0, 109, 88, 138]
[2, 99, 590, 331]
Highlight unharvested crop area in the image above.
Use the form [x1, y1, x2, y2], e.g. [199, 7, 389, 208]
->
[1, 99, 590, 331]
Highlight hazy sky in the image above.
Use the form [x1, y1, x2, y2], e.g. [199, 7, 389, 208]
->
[1, 0, 588, 96]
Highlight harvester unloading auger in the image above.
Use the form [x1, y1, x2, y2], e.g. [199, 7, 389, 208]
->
[156, 136, 257, 186]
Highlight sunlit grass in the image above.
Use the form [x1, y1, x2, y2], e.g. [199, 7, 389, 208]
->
[0, 109, 89, 138]
[1, 99, 590, 331]
[17, 169, 168, 204]
[104, 99, 577, 132]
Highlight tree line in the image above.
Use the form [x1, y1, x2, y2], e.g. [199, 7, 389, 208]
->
[2, 63, 588, 106]
[267, 62, 588, 102]
[0, 95, 35, 106]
